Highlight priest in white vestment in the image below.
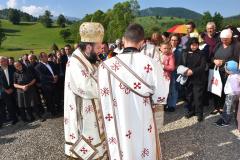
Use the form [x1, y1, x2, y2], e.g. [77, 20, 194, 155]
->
[64, 22, 107, 159]
[98, 24, 169, 160]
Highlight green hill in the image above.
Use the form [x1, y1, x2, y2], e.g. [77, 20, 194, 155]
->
[134, 16, 187, 37]
[0, 19, 67, 58]
[139, 7, 202, 19]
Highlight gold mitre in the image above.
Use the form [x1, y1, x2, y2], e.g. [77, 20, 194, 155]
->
[79, 22, 104, 43]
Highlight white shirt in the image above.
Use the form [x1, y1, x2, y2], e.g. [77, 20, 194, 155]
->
[3, 67, 10, 85]
[114, 47, 123, 54]
[41, 62, 54, 76]
[224, 74, 240, 95]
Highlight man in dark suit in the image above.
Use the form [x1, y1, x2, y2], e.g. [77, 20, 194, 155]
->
[35, 52, 59, 116]
[0, 56, 18, 125]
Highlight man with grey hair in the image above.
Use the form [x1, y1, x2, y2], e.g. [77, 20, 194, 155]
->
[113, 38, 123, 54]
[0, 56, 18, 125]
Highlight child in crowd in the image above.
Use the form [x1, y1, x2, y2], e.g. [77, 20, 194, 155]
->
[159, 42, 176, 112]
[178, 37, 207, 122]
[215, 60, 240, 127]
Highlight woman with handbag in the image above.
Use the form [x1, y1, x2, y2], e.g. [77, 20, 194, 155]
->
[211, 29, 240, 114]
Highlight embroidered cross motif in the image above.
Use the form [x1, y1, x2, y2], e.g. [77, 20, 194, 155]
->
[141, 148, 149, 158]
[100, 88, 110, 97]
[69, 133, 75, 139]
[69, 104, 74, 111]
[85, 105, 94, 114]
[110, 61, 121, 72]
[157, 97, 165, 103]
[88, 136, 94, 143]
[143, 98, 150, 106]
[133, 82, 141, 89]
[81, 70, 89, 78]
[77, 88, 86, 95]
[80, 147, 88, 154]
[148, 125, 152, 133]
[64, 118, 69, 125]
[105, 113, 113, 121]
[125, 130, 132, 139]
[211, 77, 218, 86]
[144, 64, 153, 73]
[108, 137, 117, 144]
[100, 63, 105, 69]
[119, 83, 131, 94]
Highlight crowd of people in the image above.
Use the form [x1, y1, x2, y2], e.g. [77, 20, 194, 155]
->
[0, 20, 240, 159]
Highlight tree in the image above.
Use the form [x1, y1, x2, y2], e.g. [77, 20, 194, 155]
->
[57, 14, 66, 28]
[128, 0, 140, 16]
[213, 12, 223, 30]
[40, 10, 53, 28]
[8, 9, 20, 24]
[0, 21, 6, 47]
[60, 29, 71, 42]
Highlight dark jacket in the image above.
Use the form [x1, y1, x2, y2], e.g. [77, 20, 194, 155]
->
[179, 49, 207, 85]
[34, 61, 58, 86]
[0, 65, 15, 90]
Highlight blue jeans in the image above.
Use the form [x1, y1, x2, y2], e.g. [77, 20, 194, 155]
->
[222, 94, 238, 123]
[167, 74, 179, 108]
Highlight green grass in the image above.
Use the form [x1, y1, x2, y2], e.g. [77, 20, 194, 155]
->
[134, 16, 187, 37]
[0, 19, 67, 59]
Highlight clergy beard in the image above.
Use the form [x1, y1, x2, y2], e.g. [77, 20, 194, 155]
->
[86, 52, 98, 64]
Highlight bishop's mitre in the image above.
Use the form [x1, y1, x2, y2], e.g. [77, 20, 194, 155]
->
[79, 22, 104, 43]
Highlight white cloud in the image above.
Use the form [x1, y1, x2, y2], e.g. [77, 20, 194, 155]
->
[7, 0, 17, 8]
[21, 5, 49, 17]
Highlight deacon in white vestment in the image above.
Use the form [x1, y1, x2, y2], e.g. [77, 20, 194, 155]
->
[64, 22, 107, 159]
[98, 24, 169, 160]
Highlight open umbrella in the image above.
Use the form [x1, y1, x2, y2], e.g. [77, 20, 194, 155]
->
[167, 24, 187, 34]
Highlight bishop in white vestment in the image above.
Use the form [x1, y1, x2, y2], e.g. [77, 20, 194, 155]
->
[98, 24, 169, 160]
[64, 22, 107, 159]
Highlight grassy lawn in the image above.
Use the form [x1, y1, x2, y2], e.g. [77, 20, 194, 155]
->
[0, 19, 67, 59]
[135, 16, 187, 37]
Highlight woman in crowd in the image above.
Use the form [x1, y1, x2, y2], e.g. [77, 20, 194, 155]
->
[211, 29, 240, 114]
[179, 37, 207, 122]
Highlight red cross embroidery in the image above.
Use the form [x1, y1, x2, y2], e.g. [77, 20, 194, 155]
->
[144, 64, 153, 73]
[69, 104, 74, 111]
[143, 98, 150, 106]
[77, 88, 86, 95]
[80, 147, 88, 154]
[81, 70, 89, 78]
[134, 82, 141, 89]
[88, 136, 94, 143]
[119, 83, 131, 94]
[100, 88, 110, 97]
[110, 61, 121, 72]
[157, 97, 165, 103]
[105, 113, 113, 121]
[125, 130, 132, 139]
[141, 148, 149, 158]
[64, 118, 69, 125]
[69, 133, 75, 139]
[148, 125, 152, 133]
[100, 63, 105, 69]
[211, 77, 218, 86]
[108, 137, 117, 144]
[85, 105, 94, 114]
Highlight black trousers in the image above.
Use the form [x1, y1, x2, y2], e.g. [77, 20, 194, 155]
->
[186, 82, 205, 116]
[42, 85, 57, 115]
[2, 93, 18, 121]
[0, 99, 5, 125]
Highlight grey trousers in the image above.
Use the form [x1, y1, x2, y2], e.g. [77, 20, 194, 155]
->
[222, 94, 239, 123]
